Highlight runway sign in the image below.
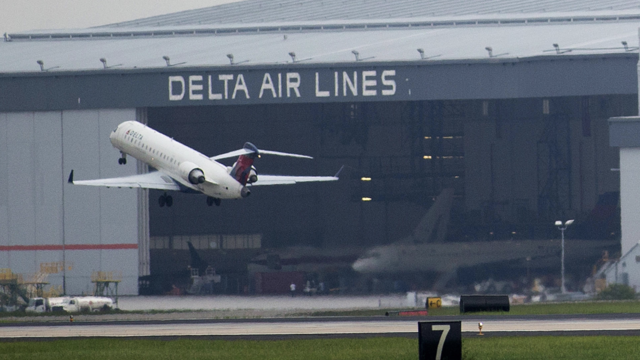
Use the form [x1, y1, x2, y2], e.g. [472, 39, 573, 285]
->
[418, 321, 461, 360]
[426, 297, 442, 309]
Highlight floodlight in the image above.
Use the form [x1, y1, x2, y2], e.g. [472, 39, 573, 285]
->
[288, 52, 296, 62]
[622, 41, 629, 51]
[163, 56, 171, 66]
[37, 60, 44, 71]
[485, 46, 493, 57]
[417, 48, 425, 59]
[227, 53, 234, 65]
[555, 219, 574, 294]
[352, 50, 360, 61]
[100, 58, 107, 69]
[553, 43, 560, 54]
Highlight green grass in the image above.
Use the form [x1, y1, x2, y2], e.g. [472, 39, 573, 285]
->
[462, 336, 640, 360]
[1, 336, 639, 360]
[308, 300, 640, 317]
[0, 338, 417, 360]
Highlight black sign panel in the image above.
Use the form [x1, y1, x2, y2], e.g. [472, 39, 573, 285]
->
[418, 321, 461, 360]
[1, 55, 636, 112]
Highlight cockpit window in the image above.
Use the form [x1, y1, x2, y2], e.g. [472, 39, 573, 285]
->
[112, 127, 118, 133]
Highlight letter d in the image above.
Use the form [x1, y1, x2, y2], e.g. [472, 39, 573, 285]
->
[169, 76, 185, 101]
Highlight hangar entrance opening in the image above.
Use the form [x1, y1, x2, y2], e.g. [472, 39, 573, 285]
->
[145, 94, 633, 294]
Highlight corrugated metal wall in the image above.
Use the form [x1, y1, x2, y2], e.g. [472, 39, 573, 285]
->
[619, 148, 640, 256]
[0, 109, 143, 295]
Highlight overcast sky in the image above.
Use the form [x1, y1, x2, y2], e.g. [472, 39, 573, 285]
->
[1, 0, 242, 33]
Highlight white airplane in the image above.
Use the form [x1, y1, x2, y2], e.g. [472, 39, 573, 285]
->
[68, 120, 340, 207]
[351, 188, 618, 289]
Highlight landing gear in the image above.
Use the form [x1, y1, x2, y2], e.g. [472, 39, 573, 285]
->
[118, 152, 127, 165]
[206, 197, 221, 207]
[159, 193, 173, 207]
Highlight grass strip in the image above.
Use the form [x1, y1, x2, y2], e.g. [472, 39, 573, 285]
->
[462, 335, 640, 360]
[1, 336, 638, 360]
[0, 337, 416, 360]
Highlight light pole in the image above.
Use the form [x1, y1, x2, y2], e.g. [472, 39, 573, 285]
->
[555, 219, 574, 294]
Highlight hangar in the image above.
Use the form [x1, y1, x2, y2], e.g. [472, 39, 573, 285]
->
[1, 0, 639, 295]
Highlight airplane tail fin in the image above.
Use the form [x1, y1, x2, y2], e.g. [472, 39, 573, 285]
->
[408, 188, 455, 244]
[230, 142, 259, 185]
[187, 241, 208, 274]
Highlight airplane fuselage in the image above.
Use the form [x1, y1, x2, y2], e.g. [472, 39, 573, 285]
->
[110, 121, 246, 199]
[352, 239, 615, 274]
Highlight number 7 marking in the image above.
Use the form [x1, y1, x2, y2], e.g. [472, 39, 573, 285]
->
[432, 325, 450, 360]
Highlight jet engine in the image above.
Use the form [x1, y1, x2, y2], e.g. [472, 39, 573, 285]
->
[179, 161, 205, 185]
[247, 165, 258, 184]
[241, 187, 251, 198]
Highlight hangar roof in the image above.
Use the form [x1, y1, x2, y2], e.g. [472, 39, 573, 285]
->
[103, 0, 640, 26]
[2, 11, 639, 74]
[1, 0, 639, 112]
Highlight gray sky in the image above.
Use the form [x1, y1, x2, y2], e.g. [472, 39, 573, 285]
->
[1, 0, 242, 33]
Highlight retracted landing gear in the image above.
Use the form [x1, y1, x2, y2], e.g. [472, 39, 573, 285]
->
[118, 152, 127, 165]
[206, 197, 221, 207]
[159, 193, 173, 207]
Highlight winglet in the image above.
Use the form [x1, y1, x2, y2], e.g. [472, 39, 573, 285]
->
[67, 170, 74, 184]
[334, 165, 345, 178]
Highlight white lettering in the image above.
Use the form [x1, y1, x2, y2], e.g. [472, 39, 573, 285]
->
[381, 70, 397, 96]
[232, 74, 250, 99]
[286, 72, 301, 98]
[343, 71, 357, 96]
[259, 73, 277, 98]
[189, 75, 203, 100]
[218, 74, 234, 99]
[208, 75, 222, 100]
[278, 73, 282, 98]
[362, 71, 377, 96]
[334, 71, 339, 97]
[315, 72, 330, 97]
[168, 76, 185, 101]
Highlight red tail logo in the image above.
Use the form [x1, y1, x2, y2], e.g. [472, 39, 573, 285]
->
[231, 142, 259, 185]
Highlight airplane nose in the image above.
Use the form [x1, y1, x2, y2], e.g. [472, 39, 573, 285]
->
[352, 259, 367, 273]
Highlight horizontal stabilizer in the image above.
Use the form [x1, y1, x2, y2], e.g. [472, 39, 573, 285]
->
[250, 174, 338, 186]
[211, 147, 313, 161]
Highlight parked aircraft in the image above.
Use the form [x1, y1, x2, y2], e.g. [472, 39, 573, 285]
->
[69, 120, 339, 206]
[352, 189, 618, 289]
[248, 189, 456, 275]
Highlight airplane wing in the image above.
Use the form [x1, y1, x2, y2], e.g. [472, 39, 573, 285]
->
[68, 170, 181, 191]
[250, 174, 339, 186]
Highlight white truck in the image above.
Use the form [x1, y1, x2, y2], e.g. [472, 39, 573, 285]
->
[25, 297, 68, 313]
[26, 296, 114, 313]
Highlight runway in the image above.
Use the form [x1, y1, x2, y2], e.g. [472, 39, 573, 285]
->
[3, 296, 640, 340]
[2, 316, 640, 339]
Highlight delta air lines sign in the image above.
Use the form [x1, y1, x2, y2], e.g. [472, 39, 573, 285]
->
[167, 68, 402, 104]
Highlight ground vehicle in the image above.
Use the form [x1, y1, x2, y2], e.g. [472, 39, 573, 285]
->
[25, 296, 113, 313]
[25, 297, 69, 313]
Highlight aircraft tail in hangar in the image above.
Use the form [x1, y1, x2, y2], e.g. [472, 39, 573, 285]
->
[187, 241, 209, 275]
[405, 188, 455, 244]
